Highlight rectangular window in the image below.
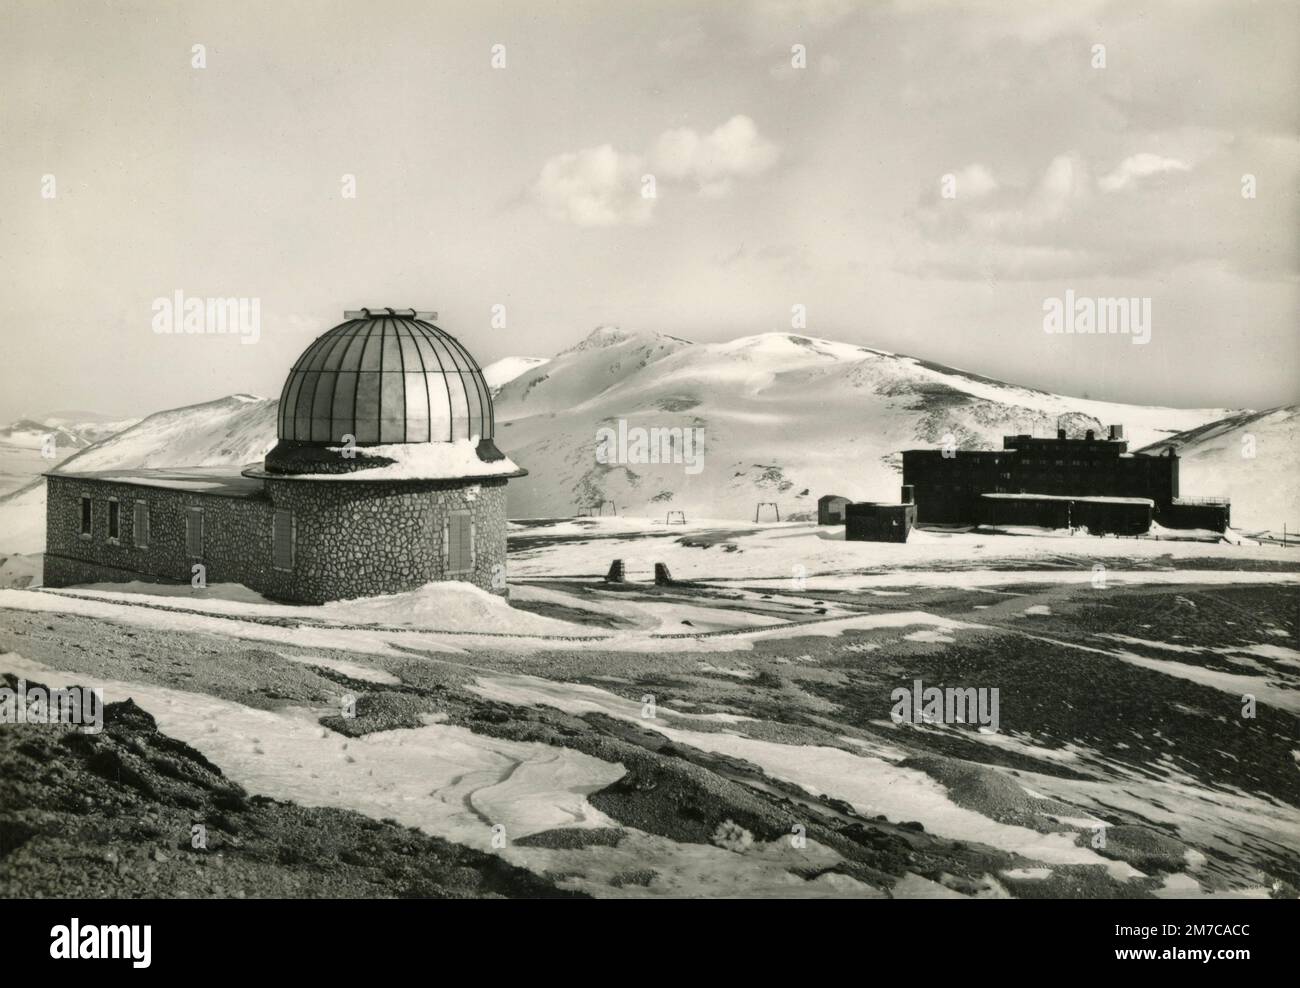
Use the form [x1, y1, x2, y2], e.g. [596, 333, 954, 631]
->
[272, 509, 294, 570]
[446, 510, 473, 575]
[133, 501, 150, 548]
[80, 495, 92, 536]
[186, 507, 204, 557]
[107, 498, 120, 541]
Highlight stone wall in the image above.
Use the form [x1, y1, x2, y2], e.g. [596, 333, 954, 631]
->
[256, 476, 509, 603]
[44, 474, 511, 603]
[44, 474, 276, 589]
[43, 555, 189, 590]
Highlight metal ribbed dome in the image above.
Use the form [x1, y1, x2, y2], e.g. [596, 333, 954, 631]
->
[277, 310, 494, 445]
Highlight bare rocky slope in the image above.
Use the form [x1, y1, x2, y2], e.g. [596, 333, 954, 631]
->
[0, 673, 575, 898]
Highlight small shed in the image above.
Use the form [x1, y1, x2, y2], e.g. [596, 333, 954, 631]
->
[845, 501, 917, 542]
[818, 494, 851, 525]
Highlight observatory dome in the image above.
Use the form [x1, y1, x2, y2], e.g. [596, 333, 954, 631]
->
[260, 309, 522, 480]
[277, 309, 493, 445]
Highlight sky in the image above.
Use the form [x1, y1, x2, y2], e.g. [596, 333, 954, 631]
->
[1, 0, 1297, 423]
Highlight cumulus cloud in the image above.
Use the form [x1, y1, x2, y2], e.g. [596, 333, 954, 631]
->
[651, 115, 780, 196]
[952, 163, 999, 198]
[923, 153, 1090, 242]
[904, 149, 1220, 279]
[533, 116, 779, 226]
[532, 145, 653, 227]
[1099, 153, 1192, 192]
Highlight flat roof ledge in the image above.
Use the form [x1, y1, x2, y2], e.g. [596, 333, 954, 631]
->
[45, 467, 268, 499]
[979, 492, 1155, 506]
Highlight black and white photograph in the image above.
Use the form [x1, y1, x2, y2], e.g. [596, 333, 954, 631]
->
[0, 0, 1296, 963]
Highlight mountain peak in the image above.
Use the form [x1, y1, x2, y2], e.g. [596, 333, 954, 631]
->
[562, 325, 693, 355]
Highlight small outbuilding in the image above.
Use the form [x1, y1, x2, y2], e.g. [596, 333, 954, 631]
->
[818, 494, 851, 525]
[845, 487, 917, 543]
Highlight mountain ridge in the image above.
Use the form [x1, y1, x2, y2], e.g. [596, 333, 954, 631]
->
[2, 326, 1282, 540]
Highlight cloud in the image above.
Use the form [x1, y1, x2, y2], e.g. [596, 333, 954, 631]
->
[904, 150, 1214, 280]
[952, 163, 999, 198]
[651, 115, 780, 196]
[1099, 153, 1192, 192]
[532, 145, 653, 227]
[534, 116, 779, 226]
[923, 153, 1090, 243]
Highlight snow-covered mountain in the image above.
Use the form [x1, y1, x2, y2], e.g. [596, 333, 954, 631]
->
[494, 327, 1238, 520]
[0, 330, 1266, 552]
[1137, 405, 1299, 535]
[0, 411, 139, 452]
[39, 410, 142, 446]
[0, 395, 277, 555]
[0, 418, 86, 452]
[50, 394, 276, 474]
[0, 410, 141, 504]
[481, 356, 550, 395]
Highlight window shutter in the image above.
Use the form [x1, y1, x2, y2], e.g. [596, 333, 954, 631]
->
[446, 512, 472, 574]
[273, 509, 294, 569]
[133, 502, 150, 547]
[186, 508, 204, 557]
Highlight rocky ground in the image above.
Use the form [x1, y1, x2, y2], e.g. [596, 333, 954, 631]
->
[2, 560, 1297, 898]
[0, 673, 574, 898]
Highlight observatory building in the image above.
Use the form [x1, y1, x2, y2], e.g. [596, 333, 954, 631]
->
[43, 309, 526, 602]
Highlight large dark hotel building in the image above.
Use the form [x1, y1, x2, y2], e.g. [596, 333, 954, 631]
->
[902, 425, 1229, 532]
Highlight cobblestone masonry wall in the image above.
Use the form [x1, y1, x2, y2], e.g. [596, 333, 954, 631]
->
[44, 475, 274, 589]
[257, 477, 508, 603]
[44, 474, 509, 603]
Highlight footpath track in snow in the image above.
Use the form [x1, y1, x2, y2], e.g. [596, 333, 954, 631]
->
[15, 585, 876, 643]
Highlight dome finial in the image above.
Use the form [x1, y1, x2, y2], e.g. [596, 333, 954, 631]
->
[344, 308, 437, 320]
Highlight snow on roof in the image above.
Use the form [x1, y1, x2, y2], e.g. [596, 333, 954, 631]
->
[47, 466, 266, 498]
[277, 439, 525, 482]
[979, 492, 1155, 505]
